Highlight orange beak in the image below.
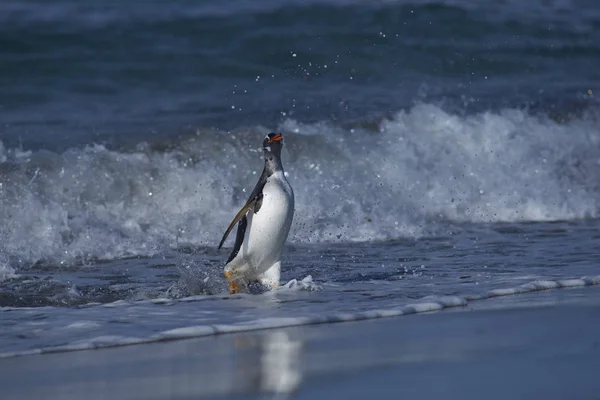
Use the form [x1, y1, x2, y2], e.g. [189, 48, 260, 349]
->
[270, 133, 283, 142]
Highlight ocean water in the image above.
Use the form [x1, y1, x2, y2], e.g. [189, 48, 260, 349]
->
[1, 0, 600, 363]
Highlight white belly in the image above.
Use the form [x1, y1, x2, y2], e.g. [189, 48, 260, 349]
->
[239, 171, 294, 275]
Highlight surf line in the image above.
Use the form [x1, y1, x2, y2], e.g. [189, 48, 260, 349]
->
[1, 275, 599, 359]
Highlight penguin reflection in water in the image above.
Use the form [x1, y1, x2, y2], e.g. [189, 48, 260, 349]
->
[219, 133, 295, 294]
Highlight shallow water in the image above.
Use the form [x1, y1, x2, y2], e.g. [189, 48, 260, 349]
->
[1, 0, 599, 358]
[1, 219, 599, 355]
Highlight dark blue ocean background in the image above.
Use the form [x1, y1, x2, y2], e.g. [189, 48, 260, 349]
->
[1, 0, 599, 150]
[1, 0, 599, 368]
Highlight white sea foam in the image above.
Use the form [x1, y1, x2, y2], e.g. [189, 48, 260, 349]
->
[1, 274, 598, 359]
[0, 104, 598, 266]
[0, 265, 16, 282]
[62, 321, 102, 330]
[280, 275, 321, 291]
[0, 255, 17, 282]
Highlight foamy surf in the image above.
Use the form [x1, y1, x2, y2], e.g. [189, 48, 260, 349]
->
[0, 255, 17, 282]
[0, 104, 599, 268]
[1, 274, 598, 359]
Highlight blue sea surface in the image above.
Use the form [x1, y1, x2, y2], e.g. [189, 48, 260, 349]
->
[0, 0, 599, 369]
[1, 0, 599, 149]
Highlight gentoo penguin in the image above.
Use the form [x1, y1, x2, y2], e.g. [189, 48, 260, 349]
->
[218, 132, 295, 294]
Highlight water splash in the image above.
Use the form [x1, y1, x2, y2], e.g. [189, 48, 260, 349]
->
[0, 254, 17, 282]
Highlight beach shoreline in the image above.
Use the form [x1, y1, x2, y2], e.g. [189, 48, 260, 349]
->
[2, 285, 599, 399]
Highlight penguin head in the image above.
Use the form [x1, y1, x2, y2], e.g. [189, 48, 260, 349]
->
[262, 132, 283, 155]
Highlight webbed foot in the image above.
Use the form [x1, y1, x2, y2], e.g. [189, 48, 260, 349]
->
[224, 270, 239, 294]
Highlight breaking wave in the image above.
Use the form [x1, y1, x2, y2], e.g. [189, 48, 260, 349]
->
[0, 104, 598, 266]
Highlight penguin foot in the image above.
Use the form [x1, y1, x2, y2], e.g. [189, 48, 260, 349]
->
[224, 270, 239, 294]
[228, 281, 239, 294]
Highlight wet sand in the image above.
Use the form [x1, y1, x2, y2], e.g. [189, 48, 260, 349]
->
[1, 286, 600, 400]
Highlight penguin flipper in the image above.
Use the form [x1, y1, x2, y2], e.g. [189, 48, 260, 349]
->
[219, 169, 267, 250]
[226, 215, 247, 263]
[218, 198, 257, 249]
